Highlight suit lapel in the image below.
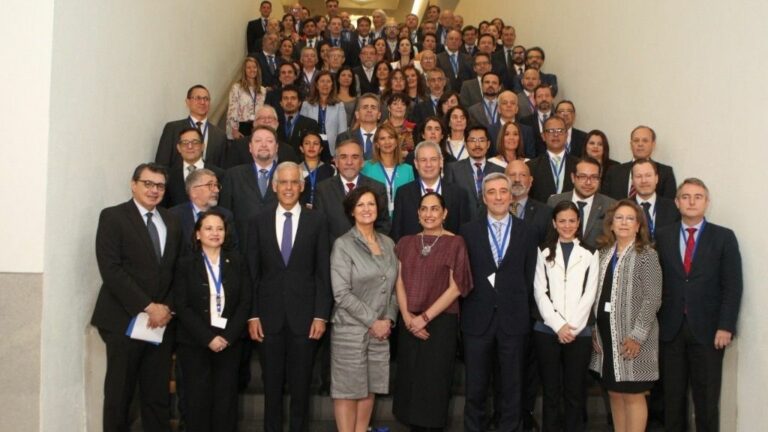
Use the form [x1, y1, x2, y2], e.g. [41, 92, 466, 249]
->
[585, 195, 603, 237]
[265, 210, 285, 268]
[125, 201, 158, 259]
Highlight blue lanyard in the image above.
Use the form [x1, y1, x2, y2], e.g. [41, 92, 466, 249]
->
[419, 180, 441, 195]
[549, 155, 565, 192]
[202, 252, 223, 316]
[189, 117, 208, 141]
[487, 218, 511, 265]
[449, 142, 465, 160]
[377, 163, 399, 202]
[304, 162, 319, 204]
[253, 160, 277, 181]
[611, 246, 620, 274]
[482, 99, 498, 124]
[642, 202, 658, 236]
[249, 87, 258, 110]
[681, 219, 706, 258]
[318, 106, 327, 134]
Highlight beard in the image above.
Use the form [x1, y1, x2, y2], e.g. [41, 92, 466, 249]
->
[510, 182, 528, 197]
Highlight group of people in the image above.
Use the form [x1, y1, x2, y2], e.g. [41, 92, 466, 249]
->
[91, 1, 744, 432]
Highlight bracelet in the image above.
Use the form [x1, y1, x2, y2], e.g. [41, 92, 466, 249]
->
[421, 312, 430, 323]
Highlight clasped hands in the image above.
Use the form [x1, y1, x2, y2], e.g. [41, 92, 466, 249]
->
[248, 318, 327, 342]
[145, 302, 172, 328]
[404, 312, 430, 340]
[591, 333, 641, 359]
[368, 319, 392, 341]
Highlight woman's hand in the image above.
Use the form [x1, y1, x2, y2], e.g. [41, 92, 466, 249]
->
[621, 337, 641, 359]
[369, 320, 391, 340]
[208, 335, 229, 352]
[592, 331, 602, 354]
[557, 324, 577, 344]
[403, 312, 430, 340]
[232, 129, 244, 140]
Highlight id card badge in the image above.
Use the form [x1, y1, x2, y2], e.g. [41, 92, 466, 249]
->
[319, 133, 328, 141]
[211, 316, 228, 329]
[603, 302, 612, 313]
[487, 273, 496, 288]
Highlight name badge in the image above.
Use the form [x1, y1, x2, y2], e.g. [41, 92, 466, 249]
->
[603, 302, 612, 313]
[487, 273, 496, 288]
[211, 316, 228, 329]
[319, 133, 328, 141]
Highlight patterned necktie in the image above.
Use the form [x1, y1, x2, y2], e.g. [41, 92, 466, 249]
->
[475, 162, 484, 195]
[258, 168, 269, 196]
[146, 212, 162, 262]
[450, 53, 458, 76]
[281, 212, 293, 265]
[364, 133, 373, 159]
[510, 202, 520, 217]
[268, 55, 276, 73]
[493, 221, 504, 264]
[187, 165, 196, 175]
[683, 227, 697, 274]
[346, 182, 355, 194]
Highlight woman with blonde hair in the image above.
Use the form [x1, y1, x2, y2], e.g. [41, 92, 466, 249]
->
[226, 56, 266, 139]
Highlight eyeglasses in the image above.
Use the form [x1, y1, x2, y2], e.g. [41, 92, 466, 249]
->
[178, 139, 203, 147]
[467, 137, 488, 143]
[613, 215, 637, 223]
[188, 96, 210, 102]
[544, 128, 565, 135]
[556, 109, 575, 114]
[574, 174, 601, 183]
[192, 182, 221, 191]
[136, 179, 166, 191]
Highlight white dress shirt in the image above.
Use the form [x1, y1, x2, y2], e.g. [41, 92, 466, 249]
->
[275, 202, 302, 252]
[134, 200, 167, 254]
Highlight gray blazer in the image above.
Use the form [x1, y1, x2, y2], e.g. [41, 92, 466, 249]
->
[330, 227, 398, 329]
[459, 77, 483, 107]
[547, 192, 616, 250]
[443, 158, 505, 219]
[516, 91, 534, 120]
[300, 102, 349, 156]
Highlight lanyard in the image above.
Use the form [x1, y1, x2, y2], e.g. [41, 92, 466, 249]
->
[318, 106, 327, 135]
[253, 160, 277, 182]
[449, 141, 466, 160]
[681, 219, 706, 258]
[482, 99, 498, 124]
[487, 217, 512, 266]
[549, 155, 565, 192]
[202, 252, 223, 316]
[189, 117, 208, 141]
[304, 162, 319, 204]
[420, 180, 441, 195]
[611, 246, 620, 274]
[249, 87, 258, 110]
[378, 163, 399, 202]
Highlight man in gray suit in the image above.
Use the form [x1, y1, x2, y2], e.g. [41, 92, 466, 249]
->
[459, 53, 492, 107]
[468, 72, 502, 130]
[516, 68, 540, 121]
[444, 125, 505, 219]
[546, 157, 615, 249]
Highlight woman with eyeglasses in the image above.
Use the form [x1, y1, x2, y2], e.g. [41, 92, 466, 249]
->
[591, 200, 662, 432]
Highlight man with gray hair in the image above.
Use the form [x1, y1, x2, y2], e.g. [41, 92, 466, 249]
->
[371, 9, 387, 39]
[390, 140, 470, 240]
[162, 126, 225, 207]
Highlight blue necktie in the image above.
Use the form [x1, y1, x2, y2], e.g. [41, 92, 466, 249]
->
[364, 133, 373, 159]
[258, 168, 269, 196]
[450, 53, 458, 77]
[281, 212, 293, 265]
[475, 162, 484, 195]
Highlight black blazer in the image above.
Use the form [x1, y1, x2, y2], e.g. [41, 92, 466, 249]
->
[277, 114, 321, 157]
[91, 200, 182, 333]
[602, 160, 677, 200]
[219, 163, 279, 252]
[436, 51, 475, 91]
[313, 175, 391, 245]
[459, 215, 538, 336]
[173, 251, 252, 346]
[169, 203, 238, 255]
[655, 222, 743, 345]
[246, 18, 269, 54]
[155, 119, 227, 168]
[443, 159, 505, 219]
[247, 206, 332, 334]
[526, 153, 578, 203]
[568, 128, 588, 158]
[519, 112, 548, 156]
[653, 196, 681, 231]
[390, 180, 470, 241]
[520, 198, 552, 246]
[352, 65, 377, 94]
[161, 162, 225, 208]
[491, 48, 520, 92]
[300, 163, 336, 207]
[255, 51, 284, 89]
[224, 135, 299, 169]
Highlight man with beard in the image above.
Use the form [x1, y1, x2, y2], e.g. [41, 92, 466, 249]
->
[460, 52, 492, 107]
[468, 72, 502, 136]
[525, 47, 558, 96]
[506, 159, 550, 244]
[516, 68, 540, 120]
[520, 84, 555, 155]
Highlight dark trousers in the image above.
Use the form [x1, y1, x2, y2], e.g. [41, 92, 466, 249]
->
[662, 319, 725, 432]
[259, 326, 318, 432]
[533, 331, 592, 432]
[463, 312, 526, 432]
[176, 342, 242, 432]
[99, 328, 173, 432]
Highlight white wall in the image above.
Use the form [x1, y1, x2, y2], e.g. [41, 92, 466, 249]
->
[39, 0, 275, 429]
[456, 0, 768, 429]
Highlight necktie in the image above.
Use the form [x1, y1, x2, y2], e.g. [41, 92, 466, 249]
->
[450, 53, 458, 76]
[475, 162, 484, 195]
[286, 115, 294, 137]
[506, 49, 514, 72]
[195, 211, 203, 222]
[262, 18, 266, 31]
[629, 183, 638, 198]
[641, 201, 655, 237]
[552, 155, 562, 192]
[364, 133, 373, 159]
[426, 188, 434, 193]
[281, 212, 293, 265]
[577, 201, 587, 234]
[510, 202, 520, 217]
[683, 227, 697, 275]
[258, 168, 269, 196]
[268, 55, 276, 73]
[187, 165, 196, 174]
[308, 39, 314, 48]
[332, 38, 338, 47]
[493, 221, 504, 264]
[195, 121, 203, 132]
[346, 182, 355, 194]
[146, 212, 162, 262]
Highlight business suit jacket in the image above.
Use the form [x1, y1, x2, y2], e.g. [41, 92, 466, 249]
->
[546, 191, 616, 250]
[314, 175, 391, 245]
[155, 119, 227, 168]
[486, 120, 537, 159]
[568, 128, 588, 158]
[169, 203, 238, 255]
[648, 196, 681, 233]
[519, 111, 550, 156]
[526, 153, 579, 203]
[161, 162, 225, 208]
[352, 65, 377, 94]
[519, 198, 552, 246]
[407, 98, 438, 129]
[459, 77, 483, 107]
[461, 44, 478, 57]
[540, 71, 559, 96]
[602, 160, 677, 200]
[173, 251, 252, 347]
[443, 159, 505, 219]
[247, 206, 332, 334]
[390, 180, 470, 241]
[655, 222, 743, 345]
[255, 51, 283, 89]
[247, 18, 269, 54]
[516, 91, 535, 120]
[436, 51, 475, 91]
[491, 48, 521, 92]
[91, 200, 182, 333]
[299, 102, 348, 158]
[224, 135, 299, 169]
[277, 114, 321, 157]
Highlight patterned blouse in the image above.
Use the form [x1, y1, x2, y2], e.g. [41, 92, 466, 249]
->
[227, 83, 267, 138]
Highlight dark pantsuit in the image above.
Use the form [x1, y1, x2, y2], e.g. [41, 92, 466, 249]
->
[533, 332, 592, 432]
[662, 319, 724, 432]
[259, 327, 318, 432]
[99, 329, 173, 432]
[177, 343, 242, 432]
[463, 312, 527, 432]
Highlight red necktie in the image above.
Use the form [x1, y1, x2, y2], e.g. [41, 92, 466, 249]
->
[629, 184, 637, 198]
[683, 227, 697, 275]
[346, 182, 355, 194]
[426, 188, 434, 193]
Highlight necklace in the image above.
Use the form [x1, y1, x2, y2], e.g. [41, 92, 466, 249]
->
[419, 230, 443, 256]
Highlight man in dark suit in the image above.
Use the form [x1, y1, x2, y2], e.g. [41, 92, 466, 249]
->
[546, 157, 616, 249]
[162, 127, 225, 208]
[526, 116, 578, 203]
[156, 85, 227, 168]
[336, 93, 381, 160]
[219, 125, 282, 252]
[460, 172, 538, 432]
[314, 139, 390, 245]
[495, 91, 537, 158]
[491, 26, 521, 92]
[391, 141, 470, 240]
[443, 126, 505, 219]
[525, 47, 558, 96]
[436, 29, 475, 91]
[246, 0, 273, 54]
[460, 53, 492, 107]
[91, 162, 182, 432]
[519, 84, 556, 156]
[516, 68, 540, 121]
[555, 100, 588, 157]
[602, 125, 678, 200]
[224, 105, 299, 168]
[351, 45, 377, 93]
[506, 160, 551, 245]
[276, 85, 320, 157]
[407, 68, 446, 137]
[255, 33, 282, 89]
[346, 16, 374, 68]
[460, 25, 479, 56]
[247, 161, 332, 432]
[655, 178, 742, 432]
[631, 158, 680, 239]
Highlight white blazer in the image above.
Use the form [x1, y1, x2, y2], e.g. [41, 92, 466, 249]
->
[533, 239, 600, 335]
[299, 102, 348, 156]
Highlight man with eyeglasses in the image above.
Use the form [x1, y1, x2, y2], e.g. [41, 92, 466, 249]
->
[520, 83, 555, 156]
[546, 157, 615, 249]
[162, 127, 225, 208]
[554, 100, 588, 156]
[526, 116, 579, 203]
[444, 125, 505, 219]
[408, 68, 445, 129]
[524, 46, 558, 96]
[156, 85, 226, 168]
[91, 162, 182, 432]
[460, 52, 492, 107]
[225, 105, 300, 168]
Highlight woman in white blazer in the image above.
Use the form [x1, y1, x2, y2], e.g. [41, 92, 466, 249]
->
[533, 200, 600, 432]
[299, 70, 348, 160]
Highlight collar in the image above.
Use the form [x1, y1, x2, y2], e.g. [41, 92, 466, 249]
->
[133, 199, 156, 216]
[682, 219, 705, 231]
[637, 193, 657, 208]
[547, 150, 566, 160]
[513, 197, 528, 208]
[254, 159, 276, 171]
[183, 159, 204, 171]
[189, 115, 207, 124]
[421, 178, 440, 190]
[360, 126, 377, 135]
[340, 174, 359, 185]
[191, 202, 206, 215]
[487, 212, 511, 225]
[572, 193, 595, 206]
[277, 202, 302, 216]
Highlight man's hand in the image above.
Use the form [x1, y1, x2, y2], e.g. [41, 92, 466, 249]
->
[309, 319, 326, 340]
[145, 303, 171, 328]
[248, 319, 264, 342]
[714, 330, 733, 350]
[208, 336, 229, 352]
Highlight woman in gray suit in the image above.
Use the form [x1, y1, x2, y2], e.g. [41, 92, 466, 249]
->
[300, 70, 348, 160]
[330, 185, 398, 432]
